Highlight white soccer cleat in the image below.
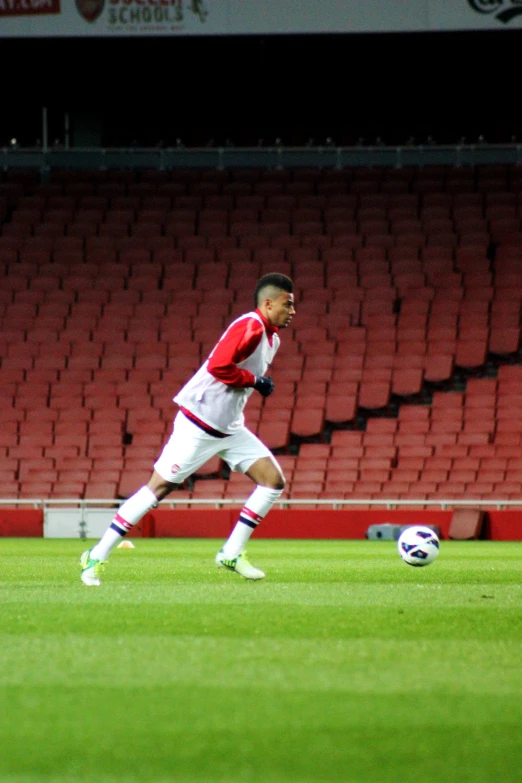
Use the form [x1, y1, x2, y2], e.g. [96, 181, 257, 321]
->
[80, 550, 105, 586]
[215, 549, 265, 580]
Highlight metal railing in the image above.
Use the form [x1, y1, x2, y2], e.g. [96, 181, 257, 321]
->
[1, 497, 521, 511]
[2, 143, 522, 171]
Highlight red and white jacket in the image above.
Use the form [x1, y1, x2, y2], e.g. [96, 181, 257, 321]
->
[174, 309, 280, 435]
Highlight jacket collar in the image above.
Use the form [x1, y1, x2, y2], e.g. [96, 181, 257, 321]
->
[255, 308, 278, 337]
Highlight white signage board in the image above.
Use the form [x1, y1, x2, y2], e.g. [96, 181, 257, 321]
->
[44, 507, 116, 539]
[0, 0, 521, 38]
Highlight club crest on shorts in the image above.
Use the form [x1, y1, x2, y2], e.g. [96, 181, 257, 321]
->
[171, 464, 181, 475]
[75, 0, 105, 22]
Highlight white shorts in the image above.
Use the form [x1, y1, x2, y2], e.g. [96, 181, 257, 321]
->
[153, 411, 275, 484]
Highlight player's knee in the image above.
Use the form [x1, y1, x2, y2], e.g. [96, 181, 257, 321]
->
[154, 484, 173, 501]
[147, 474, 176, 501]
[266, 472, 286, 491]
[275, 475, 286, 491]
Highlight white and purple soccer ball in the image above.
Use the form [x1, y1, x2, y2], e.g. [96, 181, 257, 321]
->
[397, 525, 440, 567]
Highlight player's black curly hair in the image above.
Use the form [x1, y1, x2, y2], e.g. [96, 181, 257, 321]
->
[254, 273, 294, 308]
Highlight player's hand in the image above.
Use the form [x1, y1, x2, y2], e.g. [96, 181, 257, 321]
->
[253, 376, 275, 397]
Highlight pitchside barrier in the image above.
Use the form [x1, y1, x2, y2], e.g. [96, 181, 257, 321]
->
[0, 499, 521, 541]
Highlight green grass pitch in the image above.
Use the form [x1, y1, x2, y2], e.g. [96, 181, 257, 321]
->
[0, 538, 521, 783]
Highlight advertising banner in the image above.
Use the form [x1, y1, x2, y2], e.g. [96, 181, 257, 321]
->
[0, 0, 521, 37]
[0, 0, 60, 17]
[0, 0, 226, 35]
[428, 0, 522, 29]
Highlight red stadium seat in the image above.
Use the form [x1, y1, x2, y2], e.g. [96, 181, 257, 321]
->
[391, 368, 424, 397]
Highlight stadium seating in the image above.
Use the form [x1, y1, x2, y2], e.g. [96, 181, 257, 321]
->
[2, 164, 522, 504]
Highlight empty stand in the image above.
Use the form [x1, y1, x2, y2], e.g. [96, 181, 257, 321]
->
[2, 164, 522, 503]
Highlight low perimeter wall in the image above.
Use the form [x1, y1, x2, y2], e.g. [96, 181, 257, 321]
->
[1, 508, 522, 540]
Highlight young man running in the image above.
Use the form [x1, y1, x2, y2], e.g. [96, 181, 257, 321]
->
[81, 272, 296, 585]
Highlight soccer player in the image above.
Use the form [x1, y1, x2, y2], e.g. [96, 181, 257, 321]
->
[81, 272, 296, 586]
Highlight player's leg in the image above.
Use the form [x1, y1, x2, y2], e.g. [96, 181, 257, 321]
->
[89, 472, 175, 556]
[216, 431, 285, 580]
[81, 412, 222, 585]
[80, 471, 177, 586]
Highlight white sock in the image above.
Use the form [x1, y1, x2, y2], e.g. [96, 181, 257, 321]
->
[222, 485, 283, 559]
[90, 486, 158, 561]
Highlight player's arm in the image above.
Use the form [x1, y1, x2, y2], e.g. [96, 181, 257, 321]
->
[207, 318, 262, 388]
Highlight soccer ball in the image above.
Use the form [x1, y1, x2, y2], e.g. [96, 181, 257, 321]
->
[397, 525, 440, 567]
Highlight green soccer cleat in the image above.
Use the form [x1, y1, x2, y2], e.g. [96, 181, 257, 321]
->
[80, 550, 105, 586]
[215, 549, 265, 580]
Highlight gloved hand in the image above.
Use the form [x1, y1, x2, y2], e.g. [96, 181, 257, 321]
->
[253, 376, 275, 397]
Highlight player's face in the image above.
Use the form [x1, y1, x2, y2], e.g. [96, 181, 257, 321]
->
[266, 292, 296, 328]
